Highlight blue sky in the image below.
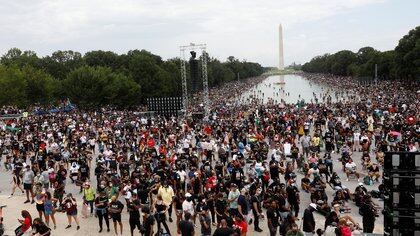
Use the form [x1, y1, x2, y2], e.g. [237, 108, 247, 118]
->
[0, 0, 418, 67]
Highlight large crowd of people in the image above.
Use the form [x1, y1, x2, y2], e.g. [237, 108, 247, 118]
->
[0, 72, 418, 236]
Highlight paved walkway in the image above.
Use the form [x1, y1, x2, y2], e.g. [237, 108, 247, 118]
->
[0, 149, 384, 235]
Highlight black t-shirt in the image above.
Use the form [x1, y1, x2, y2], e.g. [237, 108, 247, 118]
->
[215, 199, 226, 213]
[109, 200, 124, 215]
[266, 208, 280, 227]
[33, 224, 50, 235]
[137, 188, 149, 204]
[368, 165, 379, 173]
[269, 162, 279, 179]
[213, 227, 235, 236]
[127, 199, 141, 219]
[276, 195, 288, 212]
[144, 215, 155, 235]
[179, 220, 194, 236]
[303, 208, 315, 232]
[80, 165, 89, 177]
[95, 196, 109, 209]
[286, 186, 299, 203]
[237, 195, 248, 215]
[251, 195, 261, 213]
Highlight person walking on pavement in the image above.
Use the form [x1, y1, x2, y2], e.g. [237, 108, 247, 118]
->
[22, 165, 35, 204]
[267, 199, 280, 236]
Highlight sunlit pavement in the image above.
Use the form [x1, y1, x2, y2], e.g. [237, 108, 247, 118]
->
[0, 148, 383, 235]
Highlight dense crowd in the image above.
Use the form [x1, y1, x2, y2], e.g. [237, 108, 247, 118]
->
[0, 73, 418, 236]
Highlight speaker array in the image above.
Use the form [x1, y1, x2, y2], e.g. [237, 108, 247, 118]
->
[146, 97, 183, 117]
[383, 152, 420, 235]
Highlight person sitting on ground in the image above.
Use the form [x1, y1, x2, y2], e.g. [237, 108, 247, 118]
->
[32, 218, 51, 236]
[375, 151, 384, 166]
[367, 163, 380, 182]
[301, 173, 311, 193]
[285, 223, 304, 236]
[344, 158, 360, 181]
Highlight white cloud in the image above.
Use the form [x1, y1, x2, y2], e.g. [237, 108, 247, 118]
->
[0, 0, 402, 66]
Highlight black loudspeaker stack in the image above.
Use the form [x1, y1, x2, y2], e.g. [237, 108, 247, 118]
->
[383, 152, 420, 235]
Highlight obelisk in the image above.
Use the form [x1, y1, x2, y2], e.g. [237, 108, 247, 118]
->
[278, 24, 284, 70]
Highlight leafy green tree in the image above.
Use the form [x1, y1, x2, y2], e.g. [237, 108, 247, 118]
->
[0, 65, 28, 107]
[1, 48, 40, 68]
[394, 26, 420, 80]
[22, 66, 58, 104]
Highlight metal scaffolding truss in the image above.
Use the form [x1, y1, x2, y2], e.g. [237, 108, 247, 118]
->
[179, 43, 209, 119]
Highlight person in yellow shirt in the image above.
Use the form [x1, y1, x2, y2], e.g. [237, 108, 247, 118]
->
[83, 183, 95, 216]
[311, 134, 321, 152]
[158, 181, 175, 222]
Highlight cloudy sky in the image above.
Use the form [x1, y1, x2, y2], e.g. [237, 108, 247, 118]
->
[0, 0, 418, 67]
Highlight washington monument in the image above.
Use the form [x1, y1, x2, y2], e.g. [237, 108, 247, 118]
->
[279, 24, 284, 70]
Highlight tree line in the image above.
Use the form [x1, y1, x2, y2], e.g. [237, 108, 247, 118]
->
[0, 49, 264, 108]
[302, 26, 419, 80]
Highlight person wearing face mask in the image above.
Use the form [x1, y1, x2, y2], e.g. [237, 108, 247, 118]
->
[94, 191, 110, 233]
[251, 188, 263, 232]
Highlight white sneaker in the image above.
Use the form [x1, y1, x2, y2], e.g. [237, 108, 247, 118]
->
[346, 178, 349, 181]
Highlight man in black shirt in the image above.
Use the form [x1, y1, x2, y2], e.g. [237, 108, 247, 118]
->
[251, 188, 263, 232]
[303, 203, 316, 235]
[94, 191, 110, 233]
[215, 193, 226, 227]
[361, 195, 376, 233]
[213, 219, 235, 236]
[286, 181, 300, 217]
[127, 193, 142, 236]
[109, 195, 124, 235]
[266, 200, 280, 236]
[178, 212, 195, 236]
[269, 158, 280, 180]
[237, 189, 248, 220]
